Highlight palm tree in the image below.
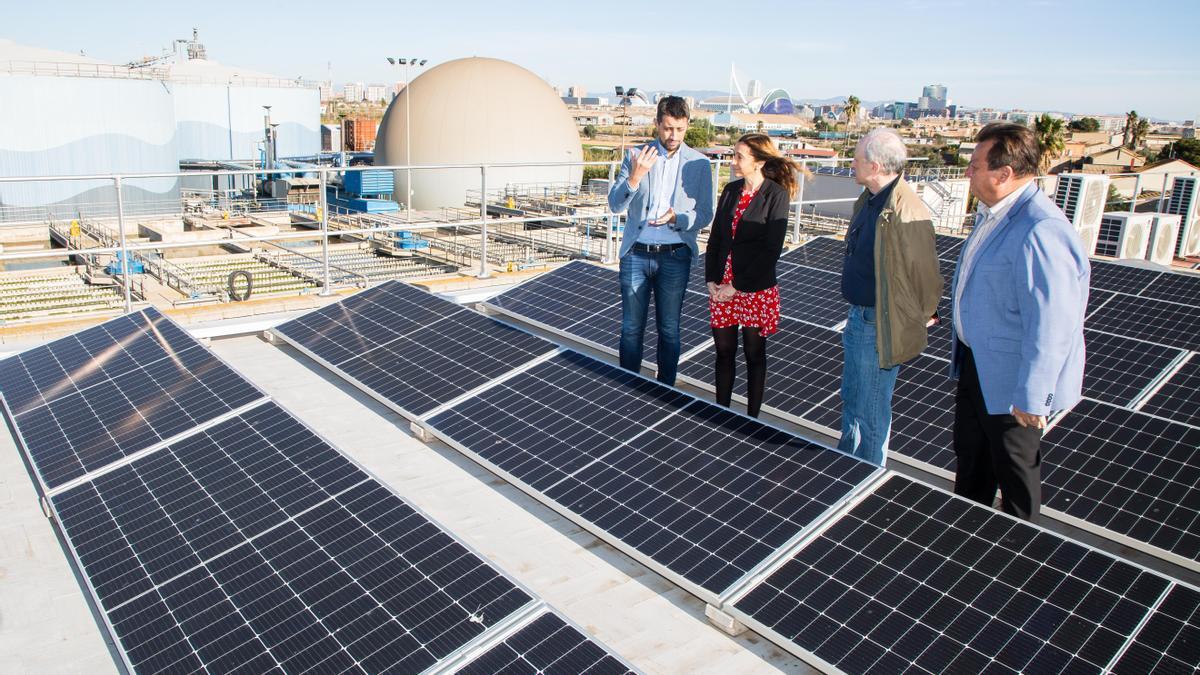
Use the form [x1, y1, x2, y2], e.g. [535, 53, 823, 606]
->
[1130, 118, 1150, 150]
[1124, 110, 1139, 148]
[1035, 114, 1065, 173]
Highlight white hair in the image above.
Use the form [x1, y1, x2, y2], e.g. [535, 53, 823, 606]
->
[859, 127, 908, 174]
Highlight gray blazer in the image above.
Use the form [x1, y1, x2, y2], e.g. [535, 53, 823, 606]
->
[607, 142, 714, 258]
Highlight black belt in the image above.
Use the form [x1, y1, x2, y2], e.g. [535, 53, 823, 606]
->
[632, 242, 687, 254]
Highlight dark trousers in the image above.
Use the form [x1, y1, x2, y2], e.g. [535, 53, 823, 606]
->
[953, 346, 1044, 523]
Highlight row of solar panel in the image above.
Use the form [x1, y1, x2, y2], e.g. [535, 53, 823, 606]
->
[268, 278, 1198, 673]
[482, 243, 1200, 570]
[0, 307, 632, 674]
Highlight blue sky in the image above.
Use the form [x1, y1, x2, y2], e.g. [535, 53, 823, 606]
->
[7, 0, 1199, 120]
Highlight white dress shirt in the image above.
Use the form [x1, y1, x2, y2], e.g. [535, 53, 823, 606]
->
[954, 182, 1031, 345]
[638, 142, 684, 245]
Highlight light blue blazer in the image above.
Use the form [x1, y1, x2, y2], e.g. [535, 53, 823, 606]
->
[949, 182, 1090, 416]
[607, 142, 714, 259]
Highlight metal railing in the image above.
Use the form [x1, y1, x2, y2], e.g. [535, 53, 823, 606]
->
[2, 159, 1197, 319]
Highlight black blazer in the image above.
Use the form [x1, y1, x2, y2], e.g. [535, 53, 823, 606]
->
[705, 177, 790, 292]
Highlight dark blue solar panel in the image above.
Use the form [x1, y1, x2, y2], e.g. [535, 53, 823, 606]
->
[427, 350, 877, 596]
[488, 261, 619, 338]
[1088, 260, 1162, 295]
[1041, 399, 1200, 564]
[1139, 355, 1200, 427]
[1139, 271, 1200, 305]
[458, 611, 633, 675]
[53, 402, 533, 674]
[1082, 330, 1184, 406]
[734, 475, 1171, 674]
[935, 234, 965, 261]
[1087, 294, 1200, 351]
[1111, 584, 1200, 674]
[775, 266, 847, 329]
[0, 308, 263, 489]
[780, 237, 844, 273]
[275, 280, 556, 417]
[678, 318, 844, 423]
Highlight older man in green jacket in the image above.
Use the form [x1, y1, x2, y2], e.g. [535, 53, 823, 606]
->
[838, 127, 943, 465]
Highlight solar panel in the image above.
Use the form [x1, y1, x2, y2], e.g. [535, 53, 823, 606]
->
[730, 474, 1173, 674]
[925, 295, 954, 361]
[274, 280, 557, 417]
[805, 354, 957, 476]
[52, 402, 536, 673]
[0, 307, 264, 490]
[1086, 294, 1200, 351]
[938, 258, 957, 290]
[487, 260, 619, 340]
[774, 266, 848, 329]
[935, 233, 965, 261]
[1082, 330, 1185, 407]
[424, 350, 879, 599]
[780, 237, 844, 273]
[1140, 270, 1200, 305]
[677, 318, 844, 427]
[455, 610, 634, 675]
[1088, 260, 1162, 295]
[1041, 399, 1200, 566]
[1087, 289, 1115, 318]
[1139, 355, 1200, 427]
[1110, 583, 1200, 674]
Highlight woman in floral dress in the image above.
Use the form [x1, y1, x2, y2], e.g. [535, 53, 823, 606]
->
[704, 134, 802, 417]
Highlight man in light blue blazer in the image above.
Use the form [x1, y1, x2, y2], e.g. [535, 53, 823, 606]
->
[608, 96, 714, 385]
[950, 123, 1090, 523]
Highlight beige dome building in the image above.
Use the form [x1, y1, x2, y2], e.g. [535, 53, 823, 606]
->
[376, 57, 583, 210]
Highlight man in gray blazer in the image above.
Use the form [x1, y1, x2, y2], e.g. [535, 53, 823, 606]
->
[951, 122, 1090, 523]
[608, 96, 714, 385]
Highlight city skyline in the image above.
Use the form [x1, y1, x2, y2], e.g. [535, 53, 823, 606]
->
[6, 0, 1200, 120]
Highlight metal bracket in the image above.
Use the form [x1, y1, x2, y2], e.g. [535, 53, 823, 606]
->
[705, 604, 746, 636]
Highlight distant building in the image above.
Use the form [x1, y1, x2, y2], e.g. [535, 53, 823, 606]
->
[567, 85, 587, 98]
[321, 124, 341, 152]
[747, 79, 764, 99]
[341, 117, 378, 151]
[343, 82, 364, 102]
[561, 96, 607, 106]
[919, 84, 948, 113]
[318, 81, 333, 103]
[977, 108, 1003, 124]
[365, 84, 387, 102]
[1006, 110, 1037, 126]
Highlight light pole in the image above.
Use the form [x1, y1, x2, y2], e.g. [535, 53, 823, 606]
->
[387, 57, 427, 221]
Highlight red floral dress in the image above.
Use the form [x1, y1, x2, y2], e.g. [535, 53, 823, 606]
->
[709, 189, 781, 336]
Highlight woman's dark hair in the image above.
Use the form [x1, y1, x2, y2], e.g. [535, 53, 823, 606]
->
[976, 122, 1041, 177]
[736, 133, 809, 198]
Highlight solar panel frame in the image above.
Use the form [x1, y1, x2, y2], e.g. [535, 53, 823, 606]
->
[46, 401, 566, 675]
[420, 350, 883, 604]
[273, 280, 560, 420]
[0, 307, 268, 492]
[1109, 583, 1200, 675]
[447, 608, 636, 675]
[724, 473, 1180, 675]
[1138, 354, 1200, 427]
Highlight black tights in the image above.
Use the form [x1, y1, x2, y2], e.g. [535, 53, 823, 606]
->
[712, 326, 767, 417]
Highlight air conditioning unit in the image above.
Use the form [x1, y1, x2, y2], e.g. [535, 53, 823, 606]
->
[1164, 175, 1199, 257]
[1148, 214, 1181, 266]
[1095, 213, 1153, 260]
[1053, 173, 1110, 254]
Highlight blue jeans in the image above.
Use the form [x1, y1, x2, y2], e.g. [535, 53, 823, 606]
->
[619, 246, 692, 386]
[838, 305, 899, 466]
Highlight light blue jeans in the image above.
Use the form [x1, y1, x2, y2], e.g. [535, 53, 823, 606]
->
[619, 245, 692, 385]
[838, 305, 899, 466]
